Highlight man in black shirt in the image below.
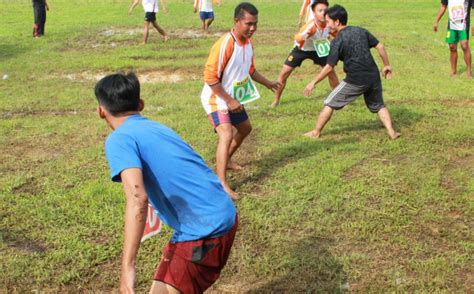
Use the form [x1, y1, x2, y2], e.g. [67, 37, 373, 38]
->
[303, 5, 400, 140]
[33, 0, 49, 38]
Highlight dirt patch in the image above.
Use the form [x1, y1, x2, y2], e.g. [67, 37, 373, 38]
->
[440, 154, 474, 194]
[1, 229, 47, 253]
[441, 98, 474, 107]
[0, 109, 90, 119]
[98, 27, 224, 40]
[168, 28, 224, 39]
[46, 69, 197, 84]
[11, 177, 43, 195]
[343, 155, 404, 180]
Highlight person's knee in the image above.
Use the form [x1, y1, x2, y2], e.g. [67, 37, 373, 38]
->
[460, 42, 470, 51]
[242, 124, 252, 136]
[449, 44, 458, 52]
[217, 124, 234, 142]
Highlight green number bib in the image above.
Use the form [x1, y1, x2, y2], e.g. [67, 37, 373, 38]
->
[232, 76, 261, 104]
[314, 39, 330, 57]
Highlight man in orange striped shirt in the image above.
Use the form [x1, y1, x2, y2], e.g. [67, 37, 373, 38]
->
[201, 2, 281, 199]
[272, 0, 338, 107]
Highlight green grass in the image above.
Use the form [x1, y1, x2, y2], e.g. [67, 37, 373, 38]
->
[1, 0, 473, 292]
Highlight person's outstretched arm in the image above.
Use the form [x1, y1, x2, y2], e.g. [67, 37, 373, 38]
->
[45, 0, 50, 10]
[433, 4, 447, 32]
[119, 168, 149, 293]
[193, 0, 198, 13]
[375, 43, 392, 79]
[303, 64, 334, 96]
[160, 0, 168, 13]
[251, 70, 282, 92]
[128, 0, 140, 15]
[298, 0, 308, 26]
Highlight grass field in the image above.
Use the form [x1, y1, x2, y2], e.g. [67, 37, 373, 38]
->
[1, 0, 473, 292]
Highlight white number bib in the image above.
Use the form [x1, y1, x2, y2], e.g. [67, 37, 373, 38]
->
[313, 39, 330, 58]
[232, 76, 260, 104]
[450, 5, 465, 22]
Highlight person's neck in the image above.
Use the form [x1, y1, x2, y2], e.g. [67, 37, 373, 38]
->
[336, 25, 347, 32]
[315, 19, 325, 28]
[107, 112, 139, 130]
[232, 29, 247, 44]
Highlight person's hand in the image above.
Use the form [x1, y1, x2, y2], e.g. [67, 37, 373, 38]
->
[46, 4, 49, 11]
[382, 65, 392, 79]
[268, 81, 282, 92]
[303, 81, 316, 97]
[193, 7, 197, 13]
[163, 6, 168, 13]
[227, 99, 243, 113]
[433, 22, 438, 32]
[120, 266, 135, 294]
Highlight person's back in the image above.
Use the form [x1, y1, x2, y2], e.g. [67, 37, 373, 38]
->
[96, 72, 238, 293]
[330, 26, 380, 85]
[105, 114, 236, 242]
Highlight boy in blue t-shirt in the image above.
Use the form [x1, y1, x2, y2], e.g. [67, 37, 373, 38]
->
[95, 72, 237, 293]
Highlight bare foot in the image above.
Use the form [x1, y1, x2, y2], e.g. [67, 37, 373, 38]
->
[163, 35, 169, 42]
[450, 72, 457, 77]
[388, 131, 401, 140]
[303, 130, 321, 139]
[467, 72, 472, 79]
[227, 161, 243, 171]
[223, 185, 238, 200]
[271, 99, 280, 108]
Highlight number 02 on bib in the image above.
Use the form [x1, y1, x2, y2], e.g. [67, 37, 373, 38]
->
[232, 76, 261, 104]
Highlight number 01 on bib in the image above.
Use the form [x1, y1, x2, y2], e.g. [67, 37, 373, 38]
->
[232, 76, 261, 104]
[314, 39, 330, 58]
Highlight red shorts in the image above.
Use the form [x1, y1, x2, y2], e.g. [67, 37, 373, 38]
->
[154, 215, 238, 293]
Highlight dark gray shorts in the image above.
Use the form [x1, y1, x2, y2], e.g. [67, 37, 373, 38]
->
[324, 80, 385, 113]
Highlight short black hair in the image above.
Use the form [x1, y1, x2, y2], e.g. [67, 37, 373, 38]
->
[326, 4, 348, 25]
[234, 2, 258, 19]
[94, 72, 140, 116]
[311, 0, 329, 12]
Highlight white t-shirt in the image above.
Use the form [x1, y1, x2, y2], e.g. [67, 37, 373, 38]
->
[142, 0, 159, 13]
[195, 0, 213, 13]
[446, 0, 470, 30]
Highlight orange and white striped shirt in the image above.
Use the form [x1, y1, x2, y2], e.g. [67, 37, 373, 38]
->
[194, 0, 213, 13]
[294, 20, 331, 52]
[299, 0, 314, 23]
[201, 31, 256, 114]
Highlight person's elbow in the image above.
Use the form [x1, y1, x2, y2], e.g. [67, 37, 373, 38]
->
[376, 42, 385, 50]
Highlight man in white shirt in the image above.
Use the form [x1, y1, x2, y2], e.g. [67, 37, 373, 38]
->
[129, 0, 169, 44]
[194, 0, 220, 33]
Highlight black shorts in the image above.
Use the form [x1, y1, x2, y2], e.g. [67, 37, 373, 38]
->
[324, 80, 385, 113]
[284, 47, 327, 68]
[145, 12, 156, 22]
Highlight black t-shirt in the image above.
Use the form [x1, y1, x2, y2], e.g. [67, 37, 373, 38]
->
[32, 0, 46, 5]
[327, 26, 381, 85]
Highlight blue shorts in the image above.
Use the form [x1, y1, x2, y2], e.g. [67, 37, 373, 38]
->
[207, 109, 248, 129]
[200, 11, 214, 21]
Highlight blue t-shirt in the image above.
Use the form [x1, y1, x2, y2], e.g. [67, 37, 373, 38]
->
[105, 114, 236, 243]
